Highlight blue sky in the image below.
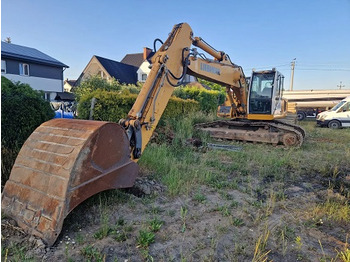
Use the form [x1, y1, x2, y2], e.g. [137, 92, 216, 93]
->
[2, 0, 350, 90]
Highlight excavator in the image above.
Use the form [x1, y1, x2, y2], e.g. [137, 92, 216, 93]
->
[1, 23, 305, 246]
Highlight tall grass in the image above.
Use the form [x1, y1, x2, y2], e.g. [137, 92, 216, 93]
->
[140, 118, 350, 196]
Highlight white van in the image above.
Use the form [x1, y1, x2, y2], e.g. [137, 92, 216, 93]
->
[316, 96, 350, 128]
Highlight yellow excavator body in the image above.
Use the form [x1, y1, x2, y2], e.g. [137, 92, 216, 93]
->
[2, 22, 304, 245]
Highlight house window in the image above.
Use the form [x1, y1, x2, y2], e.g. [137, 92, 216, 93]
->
[1, 60, 6, 73]
[141, 74, 147, 81]
[19, 63, 30, 76]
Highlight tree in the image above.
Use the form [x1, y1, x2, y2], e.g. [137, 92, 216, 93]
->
[4, 37, 11, 43]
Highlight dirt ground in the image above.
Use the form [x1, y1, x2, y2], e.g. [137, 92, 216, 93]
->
[2, 120, 350, 261]
[2, 169, 349, 262]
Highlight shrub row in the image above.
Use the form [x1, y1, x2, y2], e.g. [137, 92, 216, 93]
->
[77, 90, 200, 122]
[173, 86, 226, 112]
[1, 76, 54, 149]
[1, 76, 54, 185]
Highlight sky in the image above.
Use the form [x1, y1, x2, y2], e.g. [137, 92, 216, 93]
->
[2, 0, 350, 90]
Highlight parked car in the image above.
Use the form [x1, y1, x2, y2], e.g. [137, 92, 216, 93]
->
[316, 96, 350, 128]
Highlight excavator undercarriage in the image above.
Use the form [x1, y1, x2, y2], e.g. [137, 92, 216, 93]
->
[196, 119, 305, 147]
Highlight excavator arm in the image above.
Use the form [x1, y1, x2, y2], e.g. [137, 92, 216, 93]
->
[121, 23, 249, 160]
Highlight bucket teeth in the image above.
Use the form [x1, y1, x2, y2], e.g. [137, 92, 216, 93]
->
[1, 119, 139, 246]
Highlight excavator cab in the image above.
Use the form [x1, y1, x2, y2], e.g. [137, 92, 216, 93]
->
[247, 69, 286, 120]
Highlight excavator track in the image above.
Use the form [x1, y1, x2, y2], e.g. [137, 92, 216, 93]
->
[195, 119, 305, 147]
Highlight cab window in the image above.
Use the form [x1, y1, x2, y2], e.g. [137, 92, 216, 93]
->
[249, 72, 275, 114]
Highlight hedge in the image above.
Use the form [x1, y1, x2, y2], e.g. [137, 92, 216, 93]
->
[1, 76, 54, 185]
[77, 90, 200, 123]
[1, 76, 54, 149]
[173, 86, 226, 112]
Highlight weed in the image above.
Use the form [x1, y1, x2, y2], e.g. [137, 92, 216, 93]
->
[193, 191, 207, 203]
[76, 232, 84, 245]
[312, 198, 350, 222]
[275, 225, 295, 255]
[219, 190, 233, 200]
[230, 200, 239, 208]
[167, 209, 176, 217]
[252, 229, 271, 262]
[264, 191, 276, 217]
[111, 219, 133, 242]
[251, 200, 263, 208]
[218, 205, 231, 217]
[148, 204, 162, 215]
[2, 243, 34, 262]
[114, 230, 127, 242]
[295, 236, 304, 261]
[94, 195, 111, 240]
[180, 206, 188, 232]
[116, 217, 126, 226]
[295, 236, 303, 250]
[81, 245, 105, 262]
[336, 248, 350, 262]
[149, 217, 163, 232]
[230, 217, 244, 227]
[137, 230, 155, 248]
[94, 226, 111, 240]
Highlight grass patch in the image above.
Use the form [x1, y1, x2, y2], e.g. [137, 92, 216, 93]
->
[140, 121, 350, 197]
[312, 198, 350, 223]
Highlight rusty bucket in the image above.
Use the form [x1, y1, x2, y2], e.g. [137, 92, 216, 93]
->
[1, 119, 139, 246]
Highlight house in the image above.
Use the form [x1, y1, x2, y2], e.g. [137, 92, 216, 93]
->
[1, 41, 68, 100]
[75, 55, 139, 86]
[75, 47, 197, 88]
[121, 47, 154, 83]
[64, 79, 76, 92]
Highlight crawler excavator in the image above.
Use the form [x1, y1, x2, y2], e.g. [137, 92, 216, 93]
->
[1, 23, 305, 246]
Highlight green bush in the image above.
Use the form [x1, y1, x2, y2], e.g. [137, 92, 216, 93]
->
[73, 75, 141, 102]
[77, 90, 199, 122]
[1, 76, 54, 185]
[173, 86, 226, 112]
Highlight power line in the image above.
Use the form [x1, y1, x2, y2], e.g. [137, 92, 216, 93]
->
[296, 68, 350, 71]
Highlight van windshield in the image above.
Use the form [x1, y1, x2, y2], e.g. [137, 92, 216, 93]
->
[331, 101, 346, 112]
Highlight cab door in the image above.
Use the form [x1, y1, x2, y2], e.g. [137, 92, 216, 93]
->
[271, 73, 284, 116]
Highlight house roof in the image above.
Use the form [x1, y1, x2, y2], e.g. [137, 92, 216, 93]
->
[65, 80, 76, 86]
[1, 41, 68, 68]
[95, 56, 138, 84]
[120, 51, 154, 68]
[55, 92, 75, 101]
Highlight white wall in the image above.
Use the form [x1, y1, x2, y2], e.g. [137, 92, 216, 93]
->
[2, 73, 63, 92]
[137, 60, 151, 82]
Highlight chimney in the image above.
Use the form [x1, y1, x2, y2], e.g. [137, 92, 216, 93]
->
[143, 47, 152, 60]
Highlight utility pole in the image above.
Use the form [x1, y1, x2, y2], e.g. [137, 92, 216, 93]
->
[337, 81, 345, 90]
[289, 58, 296, 91]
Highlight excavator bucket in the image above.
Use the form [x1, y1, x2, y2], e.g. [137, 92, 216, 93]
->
[1, 119, 139, 246]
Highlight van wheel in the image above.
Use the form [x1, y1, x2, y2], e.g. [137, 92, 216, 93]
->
[328, 120, 341, 129]
[297, 111, 306, 121]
